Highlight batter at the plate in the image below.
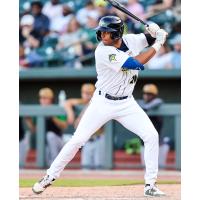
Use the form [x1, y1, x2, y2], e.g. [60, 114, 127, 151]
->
[33, 16, 168, 197]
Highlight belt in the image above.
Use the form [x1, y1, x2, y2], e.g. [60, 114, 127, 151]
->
[99, 91, 128, 101]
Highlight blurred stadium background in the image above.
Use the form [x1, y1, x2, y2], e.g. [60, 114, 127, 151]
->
[19, 0, 181, 171]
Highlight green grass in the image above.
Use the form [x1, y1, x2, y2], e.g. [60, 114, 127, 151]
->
[20, 179, 180, 188]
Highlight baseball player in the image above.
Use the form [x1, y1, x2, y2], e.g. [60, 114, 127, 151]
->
[33, 16, 168, 197]
[64, 83, 105, 169]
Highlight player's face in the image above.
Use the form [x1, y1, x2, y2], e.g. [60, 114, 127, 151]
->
[39, 96, 53, 106]
[101, 31, 113, 45]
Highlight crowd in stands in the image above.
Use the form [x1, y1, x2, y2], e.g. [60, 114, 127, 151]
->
[19, 0, 181, 69]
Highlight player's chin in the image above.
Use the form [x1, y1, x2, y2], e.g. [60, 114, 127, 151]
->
[102, 40, 111, 46]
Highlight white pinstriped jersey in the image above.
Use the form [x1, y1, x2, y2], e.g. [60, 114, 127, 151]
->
[95, 33, 148, 97]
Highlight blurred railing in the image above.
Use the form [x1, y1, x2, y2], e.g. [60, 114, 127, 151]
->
[19, 67, 181, 80]
[19, 104, 181, 170]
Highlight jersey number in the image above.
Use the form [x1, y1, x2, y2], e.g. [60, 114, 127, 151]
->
[129, 75, 138, 84]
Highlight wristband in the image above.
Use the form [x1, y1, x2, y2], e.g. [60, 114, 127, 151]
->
[152, 43, 161, 52]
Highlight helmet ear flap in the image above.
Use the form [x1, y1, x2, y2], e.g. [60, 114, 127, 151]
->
[110, 24, 124, 40]
[117, 24, 124, 38]
[110, 32, 118, 40]
[121, 24, 124, 36]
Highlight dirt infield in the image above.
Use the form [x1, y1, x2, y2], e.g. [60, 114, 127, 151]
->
[20, 170, 180, 200]
[20, 185, 180, 200]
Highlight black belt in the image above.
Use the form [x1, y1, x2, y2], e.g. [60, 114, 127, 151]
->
[99, 91, 128, 101]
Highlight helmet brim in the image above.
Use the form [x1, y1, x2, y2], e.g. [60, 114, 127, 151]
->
[94, 26, 117, 32]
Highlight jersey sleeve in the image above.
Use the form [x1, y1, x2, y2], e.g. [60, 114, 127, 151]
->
[95, 46, 129, 72]
[134, 33, 149, 51]
[124, 33, 149, 53]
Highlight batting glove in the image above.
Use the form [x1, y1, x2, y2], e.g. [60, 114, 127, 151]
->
[155, 29, 168, 45]
[145, 23, 160, 38]
[152, 29, 168, 52]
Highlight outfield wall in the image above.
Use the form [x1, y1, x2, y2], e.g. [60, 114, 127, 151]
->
[20, 67, 181, 104]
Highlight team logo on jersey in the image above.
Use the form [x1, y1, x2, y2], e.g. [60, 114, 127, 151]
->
[109, 54, 117, 62]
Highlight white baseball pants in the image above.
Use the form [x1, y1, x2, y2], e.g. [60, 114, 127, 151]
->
[47, 90, 159, 185]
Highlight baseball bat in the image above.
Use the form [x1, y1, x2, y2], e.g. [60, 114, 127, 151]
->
[105, 0, 149, 27]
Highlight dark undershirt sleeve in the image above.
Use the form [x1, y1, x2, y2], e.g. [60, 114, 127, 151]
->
[144, 34, 156, 46]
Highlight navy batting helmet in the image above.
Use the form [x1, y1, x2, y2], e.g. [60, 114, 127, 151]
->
[95, 16, 124, 41]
